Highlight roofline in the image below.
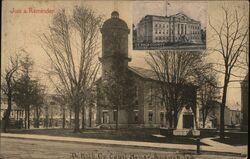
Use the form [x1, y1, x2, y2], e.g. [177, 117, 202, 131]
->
[128, 66, 198, 88]
[128, 66, 149, 79]
[140, 13, 200, 23]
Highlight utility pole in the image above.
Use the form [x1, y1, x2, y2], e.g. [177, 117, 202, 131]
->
[165, 0, 170, 17]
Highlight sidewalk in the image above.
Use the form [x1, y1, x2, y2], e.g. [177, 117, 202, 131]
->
[1, 133, 247, 156]
[200, 137, 247, 155]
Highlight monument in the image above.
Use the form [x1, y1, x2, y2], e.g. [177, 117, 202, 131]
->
[173, 106, 200, 136]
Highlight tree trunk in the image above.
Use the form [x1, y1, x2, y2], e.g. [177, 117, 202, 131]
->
[2, 93, 12, 132]
[62, 107, 65, 129]
[202, 117, 205, 128]
[17, 110, 19, 121]
[116, 106, 119, 130]
[220, 79, 229, 139]
[173, 107, 178, 129]
[168, 112, 173, 128]
[27, 106, 30, 129]
[45, 106, 49, 128]
[69, 108, 72, 128]
[74, 102, 80, 132]
[202, 110, 205, 128]
[35, 107, 40, 128]
[50, 113, 53, 127]
[89, 107, 92, 127]
[81, 106, 85, 130]
[25, 108, 28, 129]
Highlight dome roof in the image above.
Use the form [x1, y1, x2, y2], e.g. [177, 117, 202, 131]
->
[102, 11, 129, 31]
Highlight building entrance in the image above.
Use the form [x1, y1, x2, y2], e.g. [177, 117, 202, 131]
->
[183, 114, 194, 128]
[103, 112, 109, 124]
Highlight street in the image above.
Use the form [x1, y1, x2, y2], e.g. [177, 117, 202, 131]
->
[0, 138, 246, 159]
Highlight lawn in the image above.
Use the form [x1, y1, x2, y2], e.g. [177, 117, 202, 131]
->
[7, 128, 206, 145]
[213, 132, 248, 146]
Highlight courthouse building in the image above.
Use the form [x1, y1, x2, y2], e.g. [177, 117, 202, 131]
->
[136, 13, 203, 44]
[96, 11, 198, 128]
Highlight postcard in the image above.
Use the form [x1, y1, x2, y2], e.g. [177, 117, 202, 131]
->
[1, 0, 248, 159]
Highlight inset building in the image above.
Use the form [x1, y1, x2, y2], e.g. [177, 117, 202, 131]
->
[136, 13, 203, 44]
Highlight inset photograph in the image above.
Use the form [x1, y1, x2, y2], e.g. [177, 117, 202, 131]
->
[133, 1, 207, 50]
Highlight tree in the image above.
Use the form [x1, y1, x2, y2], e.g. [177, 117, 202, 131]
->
[13, 54, 44, 129]
[40, 6, 102, 132]
[1, 54, 20, 132]
[209, 6, 248, 139]
[32, 82, 45, 128]
[197, 73, 220, 128]
[146, 50, 211, 128]
[13, 55, 33, 129]
[51, 94, 68, 129]
[81, 87, 96, 129]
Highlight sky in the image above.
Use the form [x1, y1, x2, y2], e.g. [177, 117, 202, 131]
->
[2, 0, 249, 110]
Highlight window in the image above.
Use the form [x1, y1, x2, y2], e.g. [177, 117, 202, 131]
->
[135, 86, 139, 97]
[135, 100, 139, 105]
[155, 37, 158, 40]
[149, 85, 153, 105]
[113, 110, 117, 121]
[134, 111, 138, 122]
[148, 112, 153, 122]
[160, 112, 164, 122]
[103, 111, 109, 124]
[155, 24, 157, 27]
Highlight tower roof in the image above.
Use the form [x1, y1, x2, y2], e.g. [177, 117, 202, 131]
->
[102, 11, 129, 31]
